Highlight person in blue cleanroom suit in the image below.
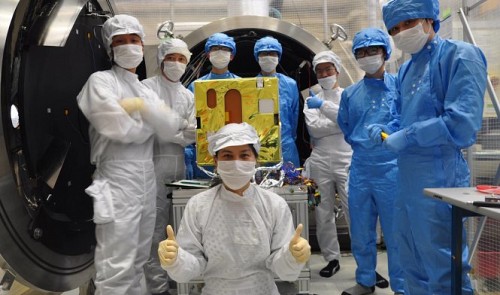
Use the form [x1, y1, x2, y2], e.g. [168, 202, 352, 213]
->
[338, 28, 404, 295]
[187, 32, 240, 92]
[185, 32, 240, 179]
[367, 0, 488, 294]
[254, 36, 300, 167]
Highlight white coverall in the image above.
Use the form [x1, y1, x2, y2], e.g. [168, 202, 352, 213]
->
[164, 184, 304, 295]
[303, 87, 352, 263]
[142, 75, 196, 293]
[77, 66, 179, 295]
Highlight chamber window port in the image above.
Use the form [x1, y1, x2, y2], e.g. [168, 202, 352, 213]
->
[10, 104, 19, 129]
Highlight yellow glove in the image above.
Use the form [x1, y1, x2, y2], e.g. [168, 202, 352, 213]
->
[158, 225, 179, 267]
[119, 97, 144, 114]
[381, 132, 389, 141]
[289, 224, 311, 263]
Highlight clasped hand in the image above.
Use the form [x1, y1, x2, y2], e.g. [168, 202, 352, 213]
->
[119, 97, 145, 114]
[367, 124, 410, 152]
[367, 124, 390, 144]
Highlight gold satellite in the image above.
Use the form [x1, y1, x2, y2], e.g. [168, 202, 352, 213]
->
[194, 77, 281, 165]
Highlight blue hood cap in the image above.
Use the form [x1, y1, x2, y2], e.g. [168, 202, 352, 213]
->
[352, 28, 392, 60]
[254, 36, 283, 61]
[383, 0, 440, 33]
[204, 33, 236, 56]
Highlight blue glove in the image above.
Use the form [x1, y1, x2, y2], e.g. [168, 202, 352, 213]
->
[185, 163, 194, 180]
[184, 145, 195, 179]
[306, 90, 323, 109]
[383, 129, 409, 153]
[367, 124, 390, 144]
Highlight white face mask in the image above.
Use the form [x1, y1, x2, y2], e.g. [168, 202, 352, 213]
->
[258, 56, 279, 73]
[392, 22, 430, 54]
[113, 44, 143, 69]
[209, 50, 231, 69]
[163, 61, 186, 82]
[317, 75, 337, 90]
[217, 160, 256, 190]
[357, 54, 384, 75]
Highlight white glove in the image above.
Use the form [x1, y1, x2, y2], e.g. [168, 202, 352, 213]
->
[289, 224, 311, 263]
[158, 225, 179, 267]
[119, 97, 144, 114]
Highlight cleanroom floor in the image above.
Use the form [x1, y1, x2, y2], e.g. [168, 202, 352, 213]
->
[2, 251, 394, 295]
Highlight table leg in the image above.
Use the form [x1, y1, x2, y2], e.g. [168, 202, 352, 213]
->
[451, 206, 463, 295]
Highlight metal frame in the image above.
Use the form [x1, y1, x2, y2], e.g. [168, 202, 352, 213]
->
[458, 6, 500, 118]
[182, 15, 328, 56]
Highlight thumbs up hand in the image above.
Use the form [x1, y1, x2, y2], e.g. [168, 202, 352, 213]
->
[158, 225, 179, 267]
[306, 90, 323, 109]
[289, 224, 311, 264]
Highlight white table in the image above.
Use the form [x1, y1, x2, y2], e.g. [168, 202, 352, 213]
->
[424, 187, 500, 295]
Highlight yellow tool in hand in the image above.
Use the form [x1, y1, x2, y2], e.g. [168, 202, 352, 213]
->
[381, 132, 389, 141]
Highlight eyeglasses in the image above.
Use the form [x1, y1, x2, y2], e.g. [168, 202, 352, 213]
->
[354, 46, 383, 59]
[209, 46, 232, 52]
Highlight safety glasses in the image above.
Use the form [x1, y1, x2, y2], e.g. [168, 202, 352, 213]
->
[355, 46, 383, 59]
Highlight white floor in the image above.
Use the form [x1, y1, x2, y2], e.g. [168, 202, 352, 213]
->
[167, 250, 395, 295]
[3, 250, 394, 295]
[308, 251, 394, 295]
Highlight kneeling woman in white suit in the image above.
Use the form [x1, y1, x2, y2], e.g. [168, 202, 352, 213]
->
[158, 122, 311, 295]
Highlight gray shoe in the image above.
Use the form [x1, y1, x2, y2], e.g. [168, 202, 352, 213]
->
[341, 284, 375, 295]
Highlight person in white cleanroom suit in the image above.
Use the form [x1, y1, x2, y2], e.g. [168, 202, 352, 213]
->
[77, 15, 180, 295]
[368, 0, 488, 293]
[142, 38, 196, 295]
[303, 51, 352, 278]
[158, 123, 311, 295]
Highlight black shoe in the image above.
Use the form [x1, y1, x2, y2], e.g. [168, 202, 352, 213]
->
[375, 271, 389, 288]
[319, 259, 340, 278]
[341, 284, 375, 295]
[377, 240, 386, 250]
